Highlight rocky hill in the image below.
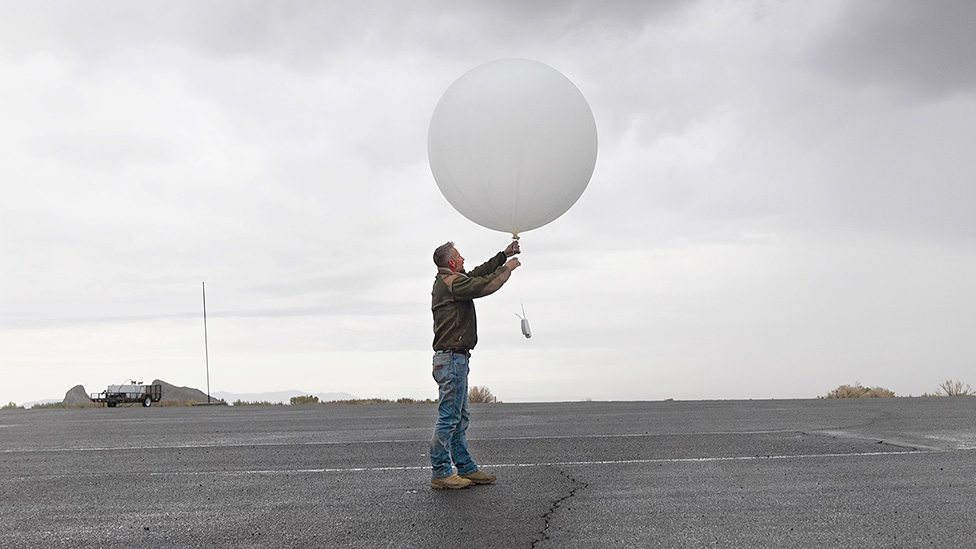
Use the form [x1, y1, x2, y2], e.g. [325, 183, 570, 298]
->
[152, 379, 223, 404]
[63, 385, 91, 405]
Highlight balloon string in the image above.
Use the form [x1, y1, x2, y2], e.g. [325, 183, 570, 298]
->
[513, 233, 522, 300]
[511, 233, 522, 300]
[514, 235, 527, 337]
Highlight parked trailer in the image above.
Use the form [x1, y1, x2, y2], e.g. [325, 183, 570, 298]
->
[90, 383, 162, 407]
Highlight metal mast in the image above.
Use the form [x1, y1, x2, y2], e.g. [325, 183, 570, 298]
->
[202, 281, 211, 404]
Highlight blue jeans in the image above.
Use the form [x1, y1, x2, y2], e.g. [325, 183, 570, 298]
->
[430, 351, 478, 479]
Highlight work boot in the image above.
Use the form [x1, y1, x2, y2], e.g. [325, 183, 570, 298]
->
[460, 470, 496, 485]
[430, 473, 473, 490]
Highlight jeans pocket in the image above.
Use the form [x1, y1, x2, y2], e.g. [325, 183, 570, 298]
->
[432, 353, 451, 383]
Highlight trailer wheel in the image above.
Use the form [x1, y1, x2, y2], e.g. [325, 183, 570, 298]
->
[107, 400, 117, 408]
[143, 396, 152, 407]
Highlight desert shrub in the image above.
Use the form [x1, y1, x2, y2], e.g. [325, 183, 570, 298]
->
[936, 379, 973, 396]
[290, 395, 320, 405]
[2, 401, 24, 410]
[232, 400, 283, 406]
[823, 382, 895, 398]
[922, 380, 974, 397]
[468, 385, 495, 403]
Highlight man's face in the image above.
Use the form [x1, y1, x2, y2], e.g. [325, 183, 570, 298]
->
[448, 248, 465, 273]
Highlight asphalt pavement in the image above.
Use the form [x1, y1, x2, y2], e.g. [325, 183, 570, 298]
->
[1, 398, 974, 548]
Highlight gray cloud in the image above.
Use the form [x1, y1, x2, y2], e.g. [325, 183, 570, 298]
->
[2, 1, 974, 405]
[806, 1, 976, 97]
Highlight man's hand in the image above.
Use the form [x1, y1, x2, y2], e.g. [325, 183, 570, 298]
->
[504, 240, 521, 257]
[505, 257, 521, 271]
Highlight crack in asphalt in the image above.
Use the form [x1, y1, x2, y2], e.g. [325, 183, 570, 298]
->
[530, 467, 588, 548]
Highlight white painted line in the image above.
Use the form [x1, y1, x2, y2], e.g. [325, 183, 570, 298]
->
[0, 440, 418, 454]
[11, 448, 961, 482]
[144, 449, 930, 478]
[0, 430, 820, 454]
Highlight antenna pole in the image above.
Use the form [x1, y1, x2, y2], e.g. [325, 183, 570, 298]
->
[202, 281, 211, 404]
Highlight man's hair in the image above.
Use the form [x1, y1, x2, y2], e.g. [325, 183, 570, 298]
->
[433, 241, 455, 268]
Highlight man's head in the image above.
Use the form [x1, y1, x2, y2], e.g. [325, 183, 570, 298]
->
[433, 241, 465, 273]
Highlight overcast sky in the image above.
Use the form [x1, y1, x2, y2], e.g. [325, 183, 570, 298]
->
[2, 1, 974, 406]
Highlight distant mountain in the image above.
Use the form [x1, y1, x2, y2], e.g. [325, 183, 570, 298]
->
[212, 389, 358, 404]
[23, 399, 60, 408]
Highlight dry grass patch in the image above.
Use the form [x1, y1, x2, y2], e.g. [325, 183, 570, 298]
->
[823, 382, 895, 398]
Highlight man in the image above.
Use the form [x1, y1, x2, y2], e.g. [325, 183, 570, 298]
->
[429, 240, 521, 489]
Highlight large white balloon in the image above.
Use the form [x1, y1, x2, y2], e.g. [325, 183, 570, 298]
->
[428, 59, 597, 237]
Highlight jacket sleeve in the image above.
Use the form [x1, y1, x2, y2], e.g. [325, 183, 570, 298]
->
[449, 264, 512, 301]
[466, 252, 507, 278]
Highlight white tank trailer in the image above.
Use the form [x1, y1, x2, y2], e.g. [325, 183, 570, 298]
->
[90, 381, 162, 408]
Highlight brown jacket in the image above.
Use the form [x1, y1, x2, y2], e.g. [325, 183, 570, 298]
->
[431, 252, 512, 351]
